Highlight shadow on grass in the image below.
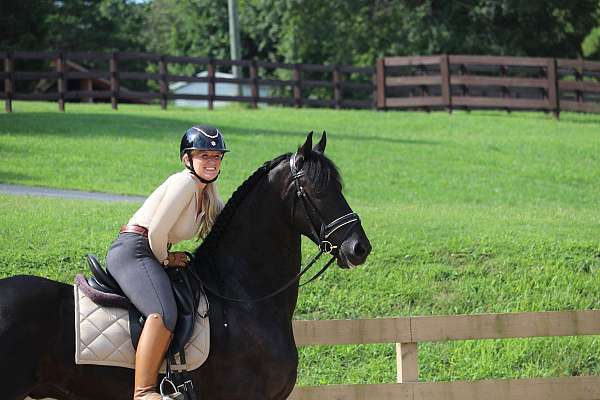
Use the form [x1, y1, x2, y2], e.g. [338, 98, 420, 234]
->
[0, 170, 35, 184]
[449, 109, 600, 125]
[0, 112, 441, 146]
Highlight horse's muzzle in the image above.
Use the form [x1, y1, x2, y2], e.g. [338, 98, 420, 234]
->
[337, 229, 371, 269]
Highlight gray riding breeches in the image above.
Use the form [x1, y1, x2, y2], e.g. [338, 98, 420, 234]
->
[106, 232, 177, 332]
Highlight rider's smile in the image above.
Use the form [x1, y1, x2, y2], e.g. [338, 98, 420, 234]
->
[188, 151, 222, 182]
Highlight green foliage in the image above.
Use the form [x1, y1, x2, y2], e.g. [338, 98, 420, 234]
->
[0, 0, 54, 51]
[45, 0, 147, 52]
[1, 0, 147, 52]
[1, 102, 600, 385]
[5, 1, 599, 63]
[583, 27, 600, 58]
[424, 1, 598, 58]
[142, 0, 230, 59]
[274, 1, 599, 64]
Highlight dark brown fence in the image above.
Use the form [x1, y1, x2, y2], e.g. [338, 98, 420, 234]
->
[377, 54, 600, 117]
[1, 51, 375, 112]
[4, 51, 600, 116]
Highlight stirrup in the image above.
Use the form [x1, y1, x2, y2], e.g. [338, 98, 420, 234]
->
[160, 377, 185, 400]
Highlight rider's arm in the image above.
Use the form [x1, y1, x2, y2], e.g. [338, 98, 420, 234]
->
[148, 174, 196, 264]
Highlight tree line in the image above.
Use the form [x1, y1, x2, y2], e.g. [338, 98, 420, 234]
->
[3, 0, 600, 66]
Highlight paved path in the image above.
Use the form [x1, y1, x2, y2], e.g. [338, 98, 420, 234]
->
[0, 183, 145, 203]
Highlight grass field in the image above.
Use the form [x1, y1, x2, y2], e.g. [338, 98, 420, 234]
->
[1, 101, 600, 385]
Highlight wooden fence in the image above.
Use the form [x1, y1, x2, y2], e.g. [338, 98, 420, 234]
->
[4, 52, 600, 116]
[378, 55, 600, 117]
[0, 51, 375, 112]
[289, 309, 600, 399]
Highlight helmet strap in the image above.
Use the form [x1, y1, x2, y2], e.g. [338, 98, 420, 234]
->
[185, 151, 220, 184]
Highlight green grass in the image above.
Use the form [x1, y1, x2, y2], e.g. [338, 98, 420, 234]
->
[1, 101, 600, 386]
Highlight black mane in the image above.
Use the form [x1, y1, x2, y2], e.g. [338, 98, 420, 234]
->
[197, 153, 291, 252]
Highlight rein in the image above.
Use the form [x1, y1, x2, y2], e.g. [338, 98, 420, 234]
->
[191, 153, 360, 304]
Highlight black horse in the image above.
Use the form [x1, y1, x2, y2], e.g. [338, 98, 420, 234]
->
[0, 132, 371, 400]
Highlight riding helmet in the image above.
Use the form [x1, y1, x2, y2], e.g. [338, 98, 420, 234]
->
[180, 125, 229, 159]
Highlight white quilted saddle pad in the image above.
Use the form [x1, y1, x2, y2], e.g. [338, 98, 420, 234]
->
[74, 284, 210, 372]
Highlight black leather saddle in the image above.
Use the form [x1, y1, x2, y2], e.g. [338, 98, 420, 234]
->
[81, 254, 204, 354]
[86, 254, 123, 296]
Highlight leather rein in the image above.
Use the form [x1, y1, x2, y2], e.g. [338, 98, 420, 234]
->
[192, 153, 360, 304]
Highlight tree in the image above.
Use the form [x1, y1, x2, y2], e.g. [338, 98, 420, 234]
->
[1, 0, 146, 53]
[142, 0, 230, 59]
[45, 0, 147, 52]
[270, 0, 599, 66]
[0, 0, 54, 51]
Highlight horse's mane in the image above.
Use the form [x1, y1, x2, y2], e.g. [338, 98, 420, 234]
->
[197, 149, 342, 253]
[198, 153, 291, 252]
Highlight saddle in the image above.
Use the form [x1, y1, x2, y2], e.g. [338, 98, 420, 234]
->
[82, 254, 204, 355]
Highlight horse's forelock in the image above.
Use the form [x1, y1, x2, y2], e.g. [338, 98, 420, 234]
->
[304, 151, 343, 192]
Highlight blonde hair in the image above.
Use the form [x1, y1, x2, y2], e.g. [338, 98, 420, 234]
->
[197, 182, 224, 239]
[182, 151, 225, 239]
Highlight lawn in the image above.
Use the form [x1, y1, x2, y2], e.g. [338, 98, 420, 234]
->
[1, 101, 599, 385]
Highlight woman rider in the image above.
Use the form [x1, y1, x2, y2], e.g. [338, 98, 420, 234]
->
[106, 125, 228, 400]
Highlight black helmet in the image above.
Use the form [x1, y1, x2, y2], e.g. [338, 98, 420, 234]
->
[180, 125, 229, 159]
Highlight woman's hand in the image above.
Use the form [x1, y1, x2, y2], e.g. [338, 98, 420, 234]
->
[165, 251, 190, 267]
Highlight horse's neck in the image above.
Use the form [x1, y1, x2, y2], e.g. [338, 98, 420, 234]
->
[212, 178, 301, 303]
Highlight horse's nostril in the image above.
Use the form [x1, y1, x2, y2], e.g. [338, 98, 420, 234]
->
[353, 242, 366, 257]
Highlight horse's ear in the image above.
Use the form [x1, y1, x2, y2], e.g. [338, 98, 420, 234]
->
[313, 131, 327, 153]
[298, 131, 313, 157]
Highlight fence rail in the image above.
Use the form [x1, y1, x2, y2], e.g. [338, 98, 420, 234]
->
[4, 52, 600, 116]
[378, 54, 600, 117]
[1, 51, 375, 112]
[289, 309, 600, 399]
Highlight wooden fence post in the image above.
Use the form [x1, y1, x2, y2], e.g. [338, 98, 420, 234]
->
[440, 54, 452, 113]
[376, 58, 386, 109]
[82, 79, 93, 103]
[110, 53, 119, 110]
[333, 65, 342, 109]
[547, 58, 559, 119]
[371, 66, 378, 109]
[293, 64, 302, 108]
[207, 59, 215, 111]
[250, 60, 258, 109]
[500, 65, 510, 114]
[56, 52, 65, 112]
[4, 52, 13, 113]
[396, 342, 419, 383]
[159, 56, 168, 110]
[419, 64, 431, 113]
[576, 59, 584, 106]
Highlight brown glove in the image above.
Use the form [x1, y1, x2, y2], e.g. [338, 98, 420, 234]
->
[165, 251, 190, 267]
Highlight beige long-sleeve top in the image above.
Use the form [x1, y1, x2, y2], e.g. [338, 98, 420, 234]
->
[128, 169, 204, 263]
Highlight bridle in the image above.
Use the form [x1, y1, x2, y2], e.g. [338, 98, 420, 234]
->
[289, 152, 360, 256]
[194, 153, 361, 304]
